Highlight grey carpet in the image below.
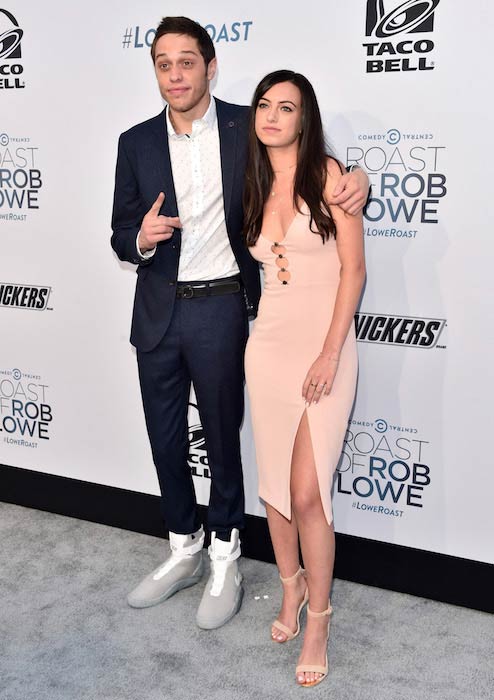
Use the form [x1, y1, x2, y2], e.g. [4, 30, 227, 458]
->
[0, 502, 492, 700]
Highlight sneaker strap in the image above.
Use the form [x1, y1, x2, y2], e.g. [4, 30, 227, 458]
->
[208, 544, 240, 562]
[153, 529, 204, 581]
[170, 529, 205, 557]
[208, 530, 241, 562]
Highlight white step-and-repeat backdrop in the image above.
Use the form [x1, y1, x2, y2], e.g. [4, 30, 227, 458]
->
[1, 1, 493, 565]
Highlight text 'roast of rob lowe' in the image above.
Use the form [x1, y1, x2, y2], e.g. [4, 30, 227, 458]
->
[0, 369, 53, 450]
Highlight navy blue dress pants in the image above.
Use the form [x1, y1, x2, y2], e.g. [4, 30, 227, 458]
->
[137, 290, 249, 537]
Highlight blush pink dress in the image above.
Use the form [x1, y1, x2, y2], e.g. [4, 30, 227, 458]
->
[244, 205, 358, 526]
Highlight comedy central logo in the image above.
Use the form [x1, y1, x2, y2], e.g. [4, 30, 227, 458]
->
[188, 402, 210, 479]
[363, 0, 441, 73]
[0, 9, 25, 89]
[355, 312, 446, 348]
[0, 283, 52, 310]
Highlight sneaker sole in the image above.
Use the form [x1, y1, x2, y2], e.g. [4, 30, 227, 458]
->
[196, 585, 244, 630]
[127, 562, 204, 609]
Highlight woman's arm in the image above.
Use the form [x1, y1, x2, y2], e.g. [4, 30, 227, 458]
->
[302, 160, 366, 404]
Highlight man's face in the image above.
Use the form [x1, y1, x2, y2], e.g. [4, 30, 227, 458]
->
[153, 33, 216, 117]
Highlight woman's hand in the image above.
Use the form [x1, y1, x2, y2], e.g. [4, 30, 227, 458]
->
[302, 354, 339, 405]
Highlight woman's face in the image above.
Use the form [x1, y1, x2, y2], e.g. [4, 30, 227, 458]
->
[255, 81, 303, 149]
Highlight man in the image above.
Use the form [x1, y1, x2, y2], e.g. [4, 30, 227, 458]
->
[111, 16, 368, 630]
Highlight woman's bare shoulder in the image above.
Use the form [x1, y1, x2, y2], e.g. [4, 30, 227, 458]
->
[325, 155, 344, 182]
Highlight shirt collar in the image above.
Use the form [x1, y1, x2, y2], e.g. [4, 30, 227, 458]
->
[166, 96, 217, 139]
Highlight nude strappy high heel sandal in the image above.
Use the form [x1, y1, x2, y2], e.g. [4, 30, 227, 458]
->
[271, 566, 309, 642]
[295, 604, 332, 686]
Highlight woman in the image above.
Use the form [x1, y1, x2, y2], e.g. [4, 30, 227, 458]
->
[244, 70, 365, 687]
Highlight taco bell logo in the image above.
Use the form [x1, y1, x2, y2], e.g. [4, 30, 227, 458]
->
[0, 9, 25, 89]
[363, 1, 441, 73]
[365, 0, 439, 37]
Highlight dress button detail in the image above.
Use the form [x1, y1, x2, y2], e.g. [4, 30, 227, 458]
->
[268, 241, 291, 285]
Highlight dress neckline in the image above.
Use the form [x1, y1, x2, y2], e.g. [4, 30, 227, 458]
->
[259, 210, 301, 245]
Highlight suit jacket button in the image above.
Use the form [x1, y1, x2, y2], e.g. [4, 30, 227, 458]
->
[228, 121, 234, 127]
[169, 281, 175, 286]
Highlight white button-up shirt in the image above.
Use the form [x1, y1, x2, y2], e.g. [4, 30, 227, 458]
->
[154, 98, 239, 282]
[137, 99, 240, 281]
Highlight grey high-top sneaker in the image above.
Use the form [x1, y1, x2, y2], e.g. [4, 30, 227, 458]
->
[196, 529, 243, 629]
[127, 527, 205, 608]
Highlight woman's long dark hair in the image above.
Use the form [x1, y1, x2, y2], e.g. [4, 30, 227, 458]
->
[243, 70, 340, 246]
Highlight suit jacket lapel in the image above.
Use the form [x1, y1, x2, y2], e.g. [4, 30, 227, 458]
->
[149, 108, 179, 217]
[216, 98, 237, 221]
[150, 100, 238, 221]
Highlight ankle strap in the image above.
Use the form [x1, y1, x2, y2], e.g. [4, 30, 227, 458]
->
[307, 605, 332, 617]
[279, 565, 305, 584]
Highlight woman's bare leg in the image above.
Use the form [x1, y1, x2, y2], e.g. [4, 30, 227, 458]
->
[265, 503, 307, 641]
[290, 410, 334, 684]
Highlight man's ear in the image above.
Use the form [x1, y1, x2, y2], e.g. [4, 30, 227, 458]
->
[207, 57, 217, 82]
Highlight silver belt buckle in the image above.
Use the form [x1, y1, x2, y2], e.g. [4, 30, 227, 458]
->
[181, 285, 194, 299]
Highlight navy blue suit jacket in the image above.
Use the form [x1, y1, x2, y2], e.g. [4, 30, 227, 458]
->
[111, 98, 261, 352]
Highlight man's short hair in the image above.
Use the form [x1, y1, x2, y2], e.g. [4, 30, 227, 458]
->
[151, 16, 215, 66]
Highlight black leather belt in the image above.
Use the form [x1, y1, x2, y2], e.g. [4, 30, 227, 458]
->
[176, 275, 242, 299]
